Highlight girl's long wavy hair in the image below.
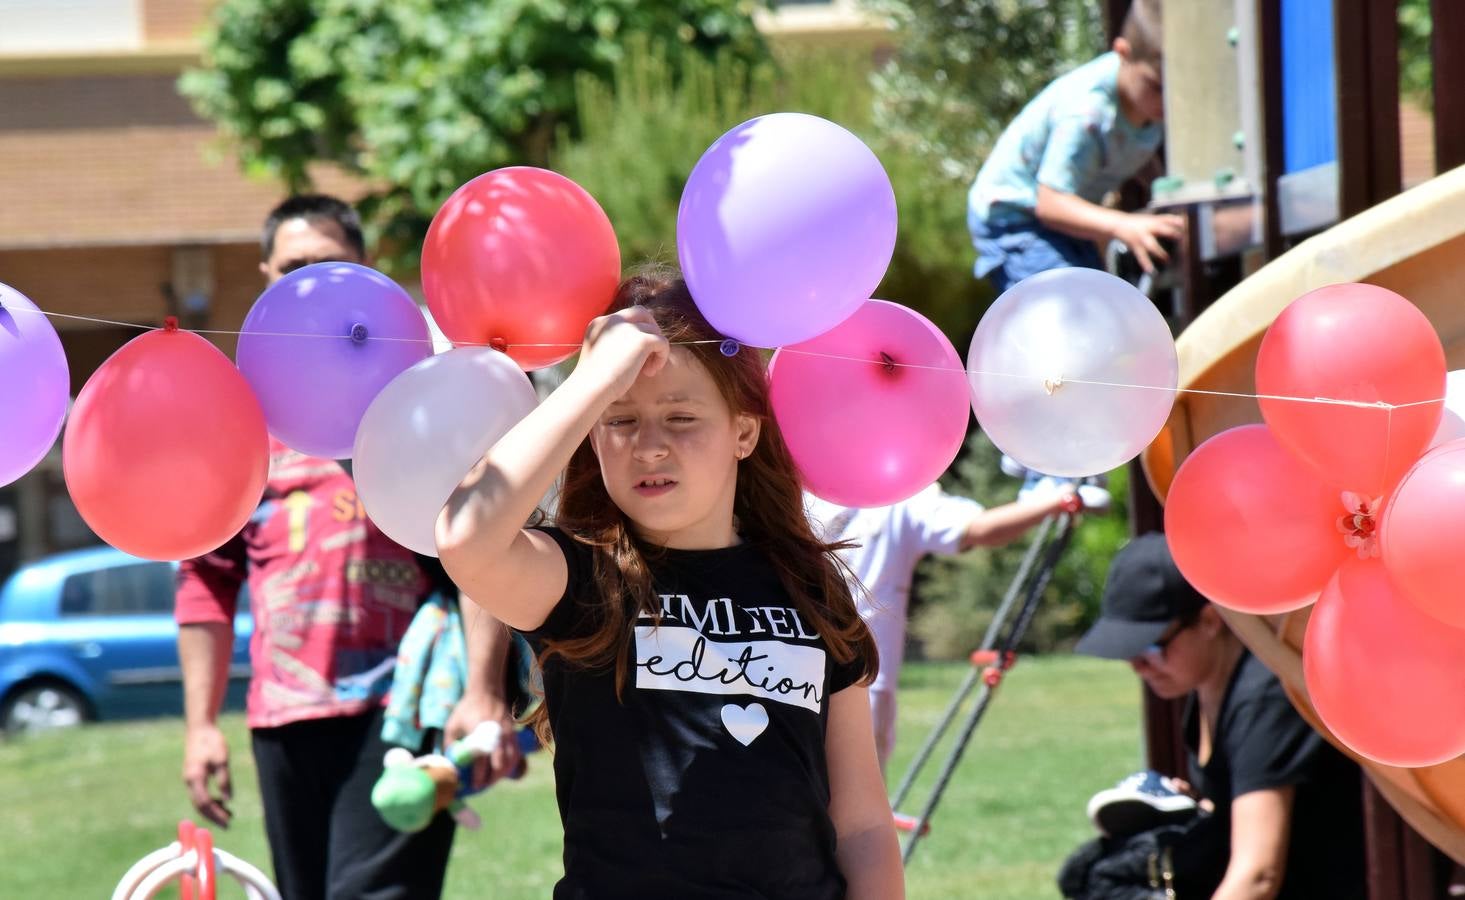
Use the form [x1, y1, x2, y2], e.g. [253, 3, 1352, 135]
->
[528, 272, 878, 743]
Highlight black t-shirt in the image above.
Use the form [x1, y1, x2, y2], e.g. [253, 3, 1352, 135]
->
[1185, 651, 1366, 899]
[522, 527, 867, 900]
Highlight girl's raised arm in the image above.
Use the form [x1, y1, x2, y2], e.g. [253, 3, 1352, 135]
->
[435, 308, 669, 630]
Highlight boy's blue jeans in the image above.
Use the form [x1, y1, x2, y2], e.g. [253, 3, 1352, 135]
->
[969, 214, 1103, 295]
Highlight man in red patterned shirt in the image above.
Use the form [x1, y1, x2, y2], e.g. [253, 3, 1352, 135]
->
[175, 195, 520, 900]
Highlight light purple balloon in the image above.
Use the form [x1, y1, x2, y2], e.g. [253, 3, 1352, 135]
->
[0, 283, 70, 487]
[677, 113, 898, 348]
[236, 263, 430, 459]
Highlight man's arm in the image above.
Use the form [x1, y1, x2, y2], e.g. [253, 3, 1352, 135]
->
[444, 601, 524, 788]
[175, 547, 245, 827]
[959, 492, 1079, 551]
[179, 622, 234, 826]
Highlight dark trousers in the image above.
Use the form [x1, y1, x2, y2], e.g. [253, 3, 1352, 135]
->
[252, 708, 456, 900]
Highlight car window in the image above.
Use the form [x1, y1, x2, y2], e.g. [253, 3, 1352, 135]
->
[60, 562, 176, 616]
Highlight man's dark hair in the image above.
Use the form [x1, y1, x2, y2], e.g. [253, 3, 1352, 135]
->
[261, 194, 366, 261]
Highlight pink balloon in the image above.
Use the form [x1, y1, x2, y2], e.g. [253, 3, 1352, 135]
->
[1255, 283, 1444, 496]
[1305, 558, 1465, 767]
[1381, 439, 1465, 628]
[769, 299, 968, 507]
[1164, 425, 1346, 614]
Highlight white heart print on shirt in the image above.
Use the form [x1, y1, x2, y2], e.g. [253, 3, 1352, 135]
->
[721, 702, 769, 746]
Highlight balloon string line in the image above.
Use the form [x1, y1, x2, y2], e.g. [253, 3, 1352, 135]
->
[773, 346, 1441, 412]
[6, 303, 1449, 412]
[11, 309, 158, 331]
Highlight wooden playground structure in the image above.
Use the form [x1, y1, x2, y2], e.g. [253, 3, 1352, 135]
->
[1111, 1, 1465, 896]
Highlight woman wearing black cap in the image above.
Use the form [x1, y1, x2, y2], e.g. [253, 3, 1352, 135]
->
[1070, 532, 1364, 900]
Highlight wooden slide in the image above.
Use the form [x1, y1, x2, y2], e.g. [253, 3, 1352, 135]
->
[1140, 164, 1465, 863]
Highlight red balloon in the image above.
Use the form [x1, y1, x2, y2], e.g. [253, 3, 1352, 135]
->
[1255, 283, 1444, 497]
[1305, 558, 1465, 767]
[421, 167, 621, 371]
[1381, 439, 1465, 628]
[1164, 424, 1346, 613]
[63, 328, 269, 561]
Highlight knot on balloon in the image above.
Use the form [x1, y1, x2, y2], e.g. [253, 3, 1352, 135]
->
[163, 316, 180, 333]
[719, 339, 740, 358]
[349, 323, 369, 344]
[1336, 491, 1382, 559]
[879, 351, 897, 375]
[1042, 374, 1065, 395]
[489, 337, 509, 353]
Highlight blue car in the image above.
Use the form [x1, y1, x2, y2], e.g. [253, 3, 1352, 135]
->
[0, 546, 252, 733]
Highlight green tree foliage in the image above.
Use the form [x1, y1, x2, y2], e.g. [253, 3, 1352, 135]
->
[1399, 0, 1432, 109]
[180, 0, 769, 268]
[865, 0, 1105, 188]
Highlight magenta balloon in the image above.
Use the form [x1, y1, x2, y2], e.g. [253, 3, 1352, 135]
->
[770, 299, 969, 507]
[0, 282, 70, 487]
[236, 263, 431, 459]
[678, 113, 898, 348]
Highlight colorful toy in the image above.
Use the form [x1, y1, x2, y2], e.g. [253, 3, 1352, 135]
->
[371, 720, 533, 832]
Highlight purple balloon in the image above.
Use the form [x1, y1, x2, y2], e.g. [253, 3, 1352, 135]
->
[0, 283, 70, 486]
[237, 263, 430, 459]
[677, 113, 898, 348]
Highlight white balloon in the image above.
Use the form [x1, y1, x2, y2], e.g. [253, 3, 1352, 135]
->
[1429, 369, 1465, 448]
[353, 347, 538, 556]
[967, 268, 1178, 477]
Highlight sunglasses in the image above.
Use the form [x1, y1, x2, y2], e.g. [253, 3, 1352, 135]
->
[1134, 618, 1193, 667]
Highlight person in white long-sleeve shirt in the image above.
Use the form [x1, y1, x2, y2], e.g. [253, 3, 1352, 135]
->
[805, 482, 1084, 772]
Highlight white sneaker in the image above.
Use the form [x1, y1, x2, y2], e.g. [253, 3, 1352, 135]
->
[1087, 770, 1198, 838]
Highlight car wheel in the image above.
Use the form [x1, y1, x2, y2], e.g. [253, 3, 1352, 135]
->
[1, 681, 90, 734]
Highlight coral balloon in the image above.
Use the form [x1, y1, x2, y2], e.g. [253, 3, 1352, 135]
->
[770, 299, 968, 507]
[422, 167, 620, 370]
[1305, 558, 1465, 767]
[678, 113, 897, 348]
[1256, 283, 1444, 496]
[0, 283, 69, 487]
[1381, 440, 1465, 628]
[967, 267, 1177, 477]
[236, 262, 429, 460]
[354, 347, 539, 556]
[64, 326, 269, 560]
[1165, 425, 1347, 613]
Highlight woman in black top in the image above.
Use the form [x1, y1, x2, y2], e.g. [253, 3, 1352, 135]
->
[1076, 533, 1365, 900]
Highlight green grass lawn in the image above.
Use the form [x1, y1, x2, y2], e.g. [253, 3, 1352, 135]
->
[0, 656, 1140, 898]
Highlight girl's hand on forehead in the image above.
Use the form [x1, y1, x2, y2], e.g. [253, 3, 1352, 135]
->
[578, 306, 671, 398]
